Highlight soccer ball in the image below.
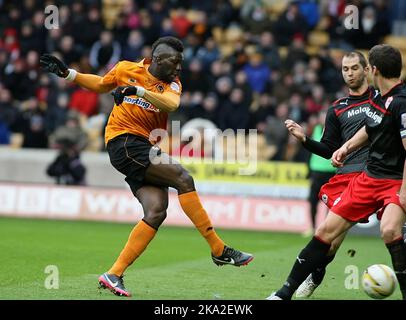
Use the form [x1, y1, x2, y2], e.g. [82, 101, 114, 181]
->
[361, 264, 397, 299]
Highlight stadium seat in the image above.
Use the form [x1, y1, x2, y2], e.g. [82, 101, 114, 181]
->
[219, 43, 235, 57]
[384, 35, 406, 51]
[329, 48, 345, 61]
[305, 46, 320, 56]
[212, 27, 225, 43]
[10, 133, 23, 149]
[308, 30, 330, 47]
[255, 133, 277, 161]
[278, 46, 288, 59]
[267, 0, 288, 18]
[85, 128, 102, 152]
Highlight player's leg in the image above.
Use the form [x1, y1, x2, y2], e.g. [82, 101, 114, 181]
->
[308, 173, 321, 233]
[296, 173, 356, 298]
[296, 231, 347, 298]
[380, 203, 406, 300]
[307, 171, 335, 234]
[144, 152, 253, 266]
[268, 211, 354, 300]
[108, 185, 168, 275]
[99, 184, 168, 297]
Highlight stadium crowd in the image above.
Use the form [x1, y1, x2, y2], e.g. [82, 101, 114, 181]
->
[0, 0, 405, 161]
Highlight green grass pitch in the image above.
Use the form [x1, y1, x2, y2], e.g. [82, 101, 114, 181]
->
[0, 216, 401, 300]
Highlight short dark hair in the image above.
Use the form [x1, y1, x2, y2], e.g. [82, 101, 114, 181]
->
[151, 36, 184, 55]
[343, 51, 368, 68]
[368, 44, 402, 78]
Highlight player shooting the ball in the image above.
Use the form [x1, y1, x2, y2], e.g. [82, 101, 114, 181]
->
[40, 36, 253, 298]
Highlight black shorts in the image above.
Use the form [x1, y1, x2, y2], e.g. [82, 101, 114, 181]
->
[106, 133, 161, 194]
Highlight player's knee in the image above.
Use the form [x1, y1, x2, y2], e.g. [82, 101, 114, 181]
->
[380, 225, 402, 243]
[144, 209, 167, 228]
[314, 225, 335, 244]
[176, 169, 195, 193]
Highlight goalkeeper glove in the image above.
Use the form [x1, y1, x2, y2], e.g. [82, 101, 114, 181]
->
[40, 54, 69, 78]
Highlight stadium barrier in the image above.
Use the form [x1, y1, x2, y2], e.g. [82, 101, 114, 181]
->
[0, 182, 321, 233]
[0, 182, 382, 235]
[0, 147, 309, 198]
[0, 147, 382, 235]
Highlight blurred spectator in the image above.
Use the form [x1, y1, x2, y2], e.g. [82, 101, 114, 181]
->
[195, 38, 220, 70]
[1, 28, 20, 57]
[71, 4, 103, 50]
[209, 0, 237, 28]
[89, 31, 121, 70]
[45, 28, 63, 54]
[30, 10, 47, 54]
[305, 84, 326, 115]
[121, 30, 144, 61]
[258, 31, 281, 71]
[273, 2, 310, 46]
[19, 22, 38, 55]
[272, 73, 300, 103]
[46, 142, 87, 185]
[182, 59, 210, 93]
[69, 86, 99, 117]
[218, 88, 250, 131]
[243, 52, 271, 94]
[284, 35, 309, 70]
[49, 110, 88, 152]
[0, 120, 10, 145]
[215, 76, 233, 107]
[191, 10, 211, 40]
[3, 58, 36, 101]
[148, 0, 169, 32]
[198, 93, 220, 123]
[44, 77, 72, 133]
[249, 92, 275, 131]
[13, 97, 48, 148]
[298, 0, 320, 29]
[183, 33, 203, 64]
[241, 0, 272, 34]
[58, 35, 81, 66]
[234, 70, 253, 104]
[0, 88, 19, 129]
[289, 93, 308, 123]
[171, 8, 193, 39]
[263, 102, 290, 160]
[160, 17, 176, 37]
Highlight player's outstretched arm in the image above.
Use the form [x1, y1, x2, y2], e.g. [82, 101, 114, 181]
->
[40, 54, 115, 93]
[285, 119, 335, 159]
[112, 85, 180, 112]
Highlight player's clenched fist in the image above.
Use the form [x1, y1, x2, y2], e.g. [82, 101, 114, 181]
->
[331, 145, 348, 167]
[39, 54, 69, 78]
[111, 86, 146, 105]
